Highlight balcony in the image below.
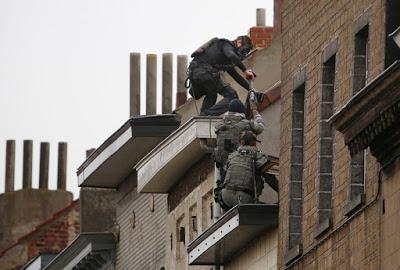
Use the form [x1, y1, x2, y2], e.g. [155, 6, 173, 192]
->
[77, 115, 180, 188]
[43, 233, 115, 270]
[136, 116, 221, 193]
[187, 203, 278, 266]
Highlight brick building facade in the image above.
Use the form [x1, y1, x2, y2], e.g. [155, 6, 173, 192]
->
[0, 200, 80, 270]
[279, 0, 400, 269]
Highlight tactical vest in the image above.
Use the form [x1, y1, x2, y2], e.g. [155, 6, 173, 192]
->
[223, 147, 257, 194]
[214, 116, 251, 166]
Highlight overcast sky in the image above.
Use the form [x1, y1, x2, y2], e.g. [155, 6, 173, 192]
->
[0, 0, 274, 198]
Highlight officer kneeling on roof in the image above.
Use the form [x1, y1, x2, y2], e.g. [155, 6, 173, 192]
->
[219, 130, 275, 211]
[187, 36, 256, 116]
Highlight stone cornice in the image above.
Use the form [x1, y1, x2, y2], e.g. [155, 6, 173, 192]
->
[330, 61, 400, 163]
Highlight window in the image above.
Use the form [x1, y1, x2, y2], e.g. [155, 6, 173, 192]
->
[176, 215, 185, 260]
[189, 204, 198, 242]
[346, 25, 369, 215]
[201, 190, 213, 231]
[287, 68, 306, 255]
[317, 54, 336, 231]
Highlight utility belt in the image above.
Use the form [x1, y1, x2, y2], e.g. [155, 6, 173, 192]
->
[224, 185, 254, 196]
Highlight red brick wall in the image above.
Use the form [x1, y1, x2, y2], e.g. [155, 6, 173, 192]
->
[249, 26, 274, 49]
[0, 201, 80, 270]
[27, 202, 80, 258]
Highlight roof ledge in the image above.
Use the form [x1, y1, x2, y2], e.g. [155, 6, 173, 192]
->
[330, 61, 400, 163]
[77, 115, 180, 188]
[136, 116, 221, 193]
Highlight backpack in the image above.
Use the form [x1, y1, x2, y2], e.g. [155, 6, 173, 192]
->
[214, 117, 251, 166]
[190, 37, 219, 58]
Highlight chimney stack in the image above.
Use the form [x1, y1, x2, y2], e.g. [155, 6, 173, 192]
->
[39, 142, 50, 189]
[256, 8, 266, 27]
[22, 140, 33, 189]
[162, 53, 173, 114]
[176, 55, 188, 108]
[5, 140, 15, 192]
[57, 142, 67, 190]
[249, 8, 274, 49]
[130, 53, 141, 117]
[146, 54, 157, 115]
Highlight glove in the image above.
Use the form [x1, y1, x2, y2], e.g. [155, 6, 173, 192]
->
[244, 69, 256, 80]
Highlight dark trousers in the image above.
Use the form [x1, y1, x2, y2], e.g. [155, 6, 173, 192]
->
[189, 61, 238, 116]
[200, 84, 238, 116]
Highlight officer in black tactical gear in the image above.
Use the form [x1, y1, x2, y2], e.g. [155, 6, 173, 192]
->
[220, 131, 272, 210]
[187, 35, 256, 116]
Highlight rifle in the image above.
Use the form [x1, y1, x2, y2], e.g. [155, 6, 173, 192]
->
[245, 79, 265, 119]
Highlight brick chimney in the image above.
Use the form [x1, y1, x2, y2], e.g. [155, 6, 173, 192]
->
[249, 2, 282, 49]
[249, 8, 274, 49]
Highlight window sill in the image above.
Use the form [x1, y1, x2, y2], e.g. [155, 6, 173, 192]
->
[284, 244, 302, 266]
[313, 218, 331, 239]
[343, 193, 365, 216]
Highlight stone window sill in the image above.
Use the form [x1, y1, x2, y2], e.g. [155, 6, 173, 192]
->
[284, 244, 302, 266]
[313, 218, 331, 239]
[343, 193, 365, 216]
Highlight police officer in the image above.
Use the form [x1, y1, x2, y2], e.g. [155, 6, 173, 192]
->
[220, 131, 269, 210]
[187, 36, 255, 116]
[214, 98, 264, 177]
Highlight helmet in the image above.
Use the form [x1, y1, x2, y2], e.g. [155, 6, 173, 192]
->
[235, 35, 253, 57]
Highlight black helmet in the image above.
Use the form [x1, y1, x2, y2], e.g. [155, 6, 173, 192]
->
[235, 35, 253, 57]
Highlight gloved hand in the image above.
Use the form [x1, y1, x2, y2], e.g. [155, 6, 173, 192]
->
[244, 69, 256, 80]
